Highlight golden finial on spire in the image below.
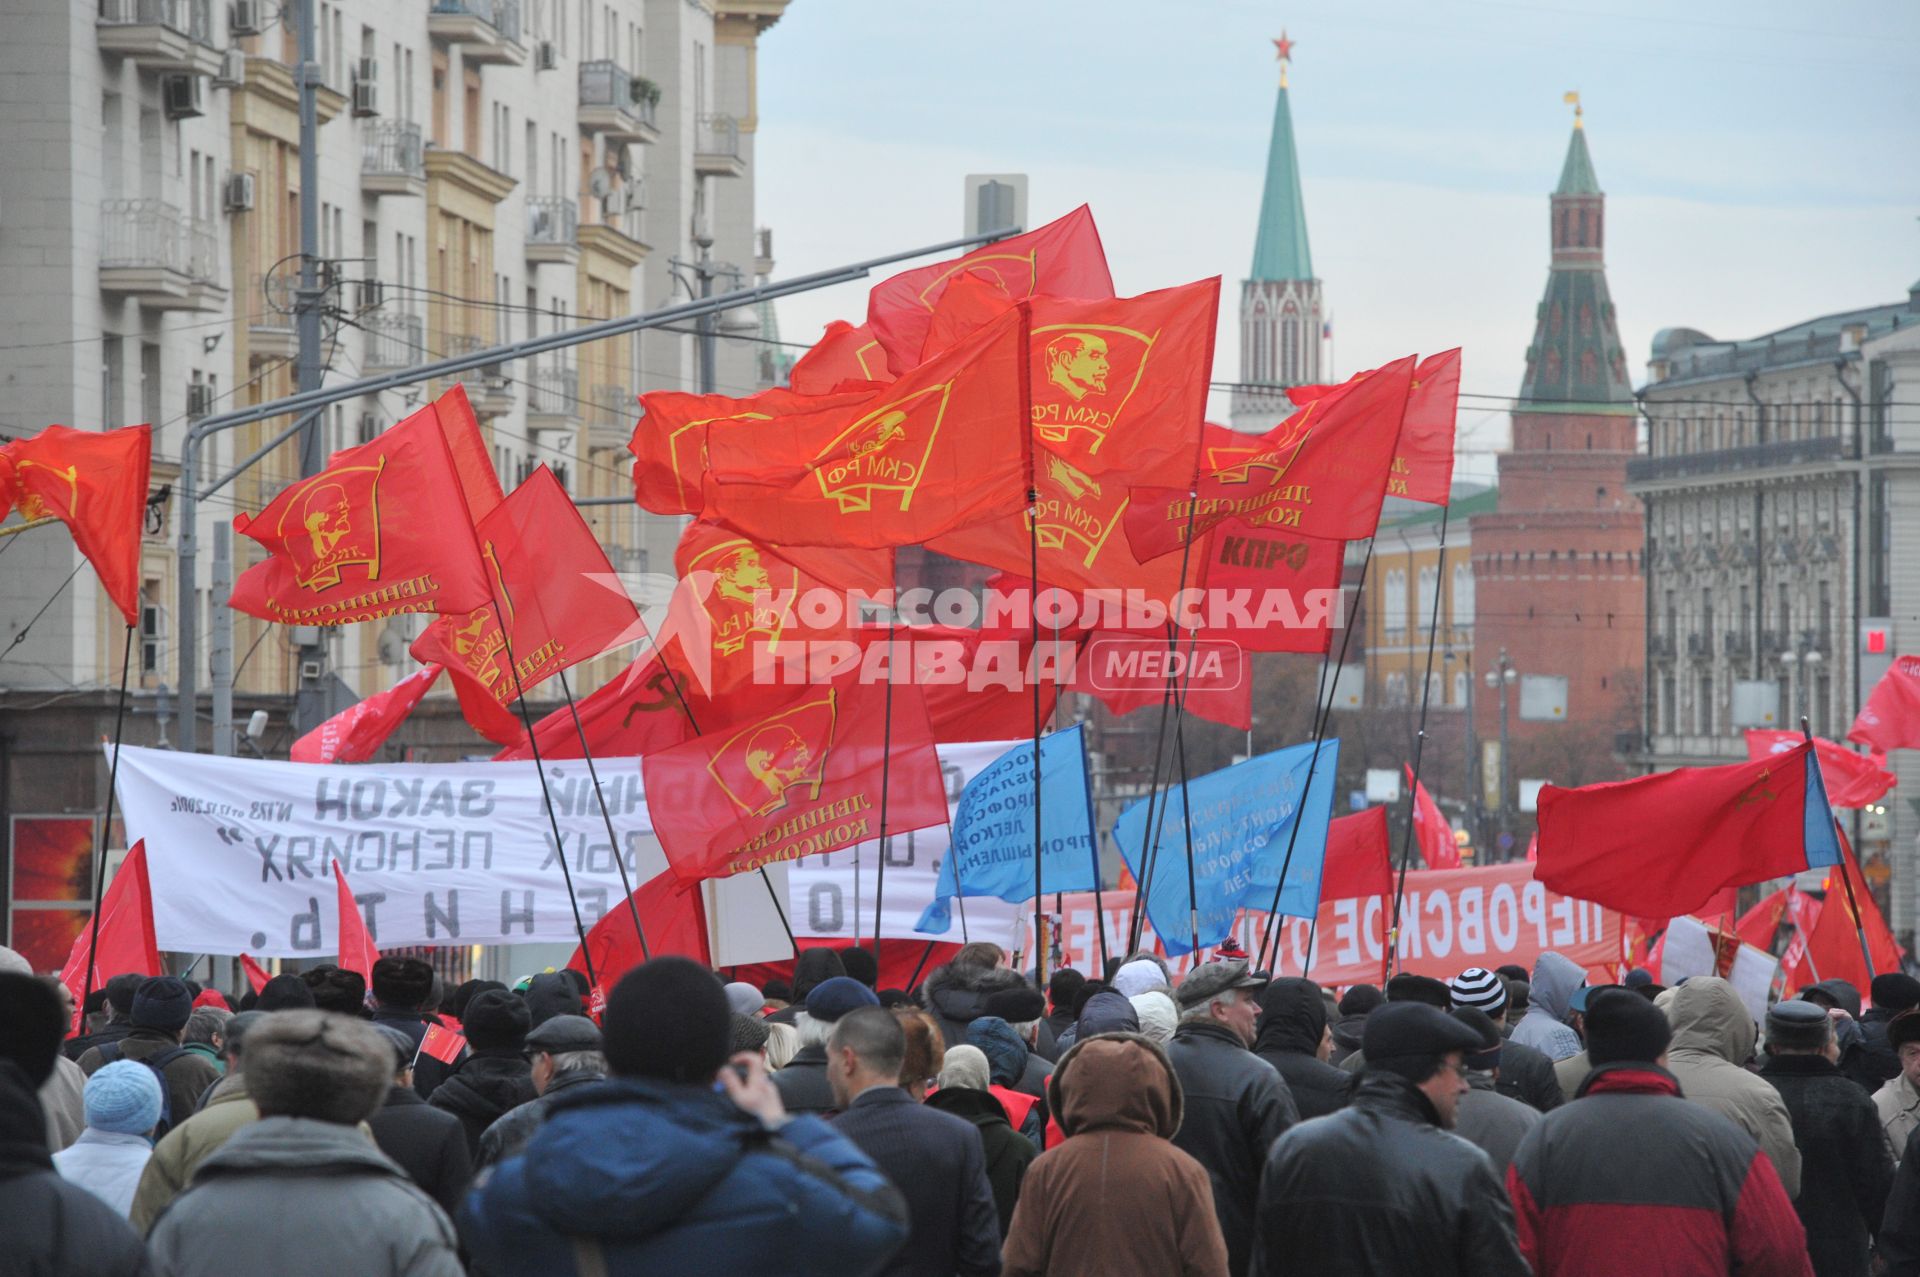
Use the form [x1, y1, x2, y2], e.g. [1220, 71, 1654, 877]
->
[1273, 31, 1294, 88]
[1564, 90, 1583, 128]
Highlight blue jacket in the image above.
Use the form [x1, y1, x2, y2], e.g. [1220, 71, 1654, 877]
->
[460, 1076, 908, 1277]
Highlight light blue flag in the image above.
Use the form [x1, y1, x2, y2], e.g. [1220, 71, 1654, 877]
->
[1113, 738, 1340, 956]
[916, 725, 1099, 935]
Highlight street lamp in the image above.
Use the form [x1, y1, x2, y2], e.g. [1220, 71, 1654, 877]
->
[1445, 649, 1481, 850]
[1779, 643, 1824, 732]
[1485, 648, 1519, 859]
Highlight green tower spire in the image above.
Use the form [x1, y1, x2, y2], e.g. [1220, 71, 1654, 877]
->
[1250, 35, 1313, 283]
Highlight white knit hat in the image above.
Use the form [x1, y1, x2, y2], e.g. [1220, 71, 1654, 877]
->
[1449, 967, 1508, 1013]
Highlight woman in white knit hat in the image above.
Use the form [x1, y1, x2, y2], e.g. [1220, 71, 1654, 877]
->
[52, 1058, 162, 1216]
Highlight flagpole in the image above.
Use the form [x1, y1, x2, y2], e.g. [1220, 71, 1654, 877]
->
[1029, 481, 1047, 984]
[81, 625, 138, 1012]
[557, 671, 649, 961]
[492, 600, 598, 990]
[1256, 536, 1377, 972]
[1174, 717, 1200, 956]
[1078, 728, 1110, 975]
[1806, 713, 1877, 979]
[1387, 504, 1451, 978]
[872, 621, 896, 958]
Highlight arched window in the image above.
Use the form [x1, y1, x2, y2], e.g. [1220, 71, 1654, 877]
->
[1417, 566, 1438, 627]
[1452, 562, 1474, 625]
[1383, 569, 1408, 634]
[1453, 671, 1468, 707]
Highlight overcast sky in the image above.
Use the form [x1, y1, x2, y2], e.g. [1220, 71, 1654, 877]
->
[751, 0, 1920, 485]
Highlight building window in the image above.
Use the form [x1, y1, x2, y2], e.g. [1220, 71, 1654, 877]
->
[1696, 674, 1713, 736]
[1416, 566, 1438, 628]
[1451, 562, 1474, 627]
[1660, 672, 1676, 735]
[1383, 569, 1408, 636]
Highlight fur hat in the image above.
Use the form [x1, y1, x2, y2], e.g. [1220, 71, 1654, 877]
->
[462, 989, 531, 1051]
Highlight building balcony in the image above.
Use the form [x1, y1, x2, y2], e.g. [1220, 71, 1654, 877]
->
[99, 200, 225, 312]
[247, 275, 297, 360]
[428, 0, 525, 66]
[578, 62, 661, 145]
[360, 309, 425, 372]
[1723, 630, 1753, 658]
[441, 334, 515, 417]
[587, 382, 633, 453]
[693, 113, 746, 177]
[1625, 434, 1849, 487]
[526, 364, 580, 428]
[525, 197, 579, 266]
[361, 121, 425, 197]
[97, 0, 223, 77]
[1648, 632, 1676, 660]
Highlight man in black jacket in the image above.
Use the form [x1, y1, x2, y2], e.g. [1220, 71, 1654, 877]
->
[774, 976, 879, 1117]
[829, 1007, 1000, 1277]
[1253, 976, 1350, 1118]
[1448, 967, 1563, 1112]
[1759, 999, 1892, 1277]
[1855, 974, 1920, 1093]
[1252, 1001, 1529, 1277]
[429, 988, 536, 1157]
[1167, 959, 1298, 1277]
[365, 1023, 473, 1217]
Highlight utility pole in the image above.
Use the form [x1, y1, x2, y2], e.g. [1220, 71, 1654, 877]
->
[292, 0, 329, 733]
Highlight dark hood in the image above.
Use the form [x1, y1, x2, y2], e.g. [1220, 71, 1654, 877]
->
[1330, 1012, 1368, 1050]
[1047, 1031, 1182, 1139]
[791, 949, 847, 1002]
[924, 1086, 1012, 1130]
[920, 962, 1027, 1027]
[433, 1052, 535, 1123]
[965, 1016, 1029, 1087]
[1074, 990, 1141, 1039]
[524, 973, 583, 1027]
[1254, 977, 1328, 1057]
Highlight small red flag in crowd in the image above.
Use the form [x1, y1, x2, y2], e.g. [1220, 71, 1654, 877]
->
[231, 392, 494, 625]
[291, 664, 443, 763]
[1408, 770, 1461, 869]
[0, 423, 152, 625]
[1850, 655, 1920, 754]
[412, 466, 641, 744]
[239, 953, 273, 995]
[642, 674, 948, 883]
[417, 1020, 467, 1065]
[333, 860, 380, 985]
[1535, 742, 1842, 920]
[1744, 729, 1895, 810]
[865, 204, 1114, 375]
[59, 840, 162, 1022]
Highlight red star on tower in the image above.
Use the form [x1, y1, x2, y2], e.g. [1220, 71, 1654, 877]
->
[1272, 31, 1294, 64]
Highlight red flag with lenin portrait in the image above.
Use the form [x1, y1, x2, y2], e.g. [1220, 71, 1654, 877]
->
[702, 304, 1032, 550]
[411, 466, 641, 744]
[643, 674, 948, 884]
[0, 423, 152, 625]
[1535, 742, 1843, 921]
[788, 320, 893, 394]
[230, 401, 492, 625]
[1124, 356, 1416, 561]
[865, 204, 1114, 376]
[630, 384, 874, 519]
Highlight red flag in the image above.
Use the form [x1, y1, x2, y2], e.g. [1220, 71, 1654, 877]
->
[417, 1021, 467, 1065]
[291, 664, 442, 763]
[492, 649, 709, 762]
[1125, 357, 1417, 561]
[1535, 743, 1843, 920]
[333, 860, 379, 985]
[1071, 633, 1251, 731]
[1197, 527, 1345, 653]
[630, 384, 873, 517]
[430, 385, 507, 523]
[568, 870, 712, 1017]
[704, 306, 1032, 549]
[642, 674, 948, 883]
[1395, 349, 1460, 505]
[1850, 655, 1920, 753]
[866, 205, 1113, 375]
[0, 424, 151, 625]
[1408, 769, 1461, 869]
[411, 466, 642, 744]
[1745, 730, 1894, 809]
[59, 841, 161, 1018]
[789, 320, 894, 394]
[1320, 807, 1393, 900]
[239, 953, 272, 995]
[230, 392, 492, 625]
[1795, 831, 1902, 990]
[849, 624, 1077, 744]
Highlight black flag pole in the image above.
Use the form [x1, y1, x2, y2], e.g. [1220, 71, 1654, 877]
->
[1386, 504, 1451, 978]
[81, 625, 138, 1012]
[1029, 483, 1047, 983]
[556, 670, 649, 961]
[1174, 717, 1200, 956]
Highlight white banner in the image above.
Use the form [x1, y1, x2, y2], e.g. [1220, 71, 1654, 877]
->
[114, 746, 661, 956]
[786, 740, 1024, 949]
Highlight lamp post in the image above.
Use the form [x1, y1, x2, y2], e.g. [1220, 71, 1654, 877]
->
[1446, 649, 1480, 849]
[1485, 648, 1518, 859]
[1780, 641, 1825, 732]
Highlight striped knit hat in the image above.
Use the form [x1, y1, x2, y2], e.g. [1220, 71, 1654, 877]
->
[1449, 967, 1508, 1014]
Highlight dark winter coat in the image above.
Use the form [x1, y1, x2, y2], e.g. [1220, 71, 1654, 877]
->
[427, 1048, 536, 1158]
[1508, 1063, 1811, 1277]
[475, 1069, 606, 1167]
[521, 973, 583, 1026]
[1052, 990, 1140, 1053]
[0, 1063, 150, 1276]
[146, 1116, 461, 1277]
[1253, 1070, 1529, 1277]
[1328, 1011, 1368, 1065]
[771, 1043, 838, 1117]
[920, 961, 1036, 1047]
[369, 1008, 430, 1054]
[924, 1086, 1035, 1237]
[1496, 1035, 1567, 1112]
[365, 1085, 474, 1219]
[1001, 1033, 1228, 1277]
[1851, 1008, 1902, 1093]
[1878, 1125, 1920, 1276]
[1253, 976, 1351, 1119]
[1759, 1052, 1893, 1276]
[1167, 1020, 1297, 1277]
[77, 1027, 222, 1132]
[461, 1075, 909, 1277]
[65, 1022, 135, 1062]
[832, 1087, 1002, 1277]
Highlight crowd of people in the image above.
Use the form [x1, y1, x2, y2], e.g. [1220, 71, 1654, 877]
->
[5, 937, 1920, 1275]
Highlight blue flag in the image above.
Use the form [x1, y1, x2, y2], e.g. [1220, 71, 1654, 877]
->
[1113, 738, 1340, 956]
[916, 725, 1099, 935]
